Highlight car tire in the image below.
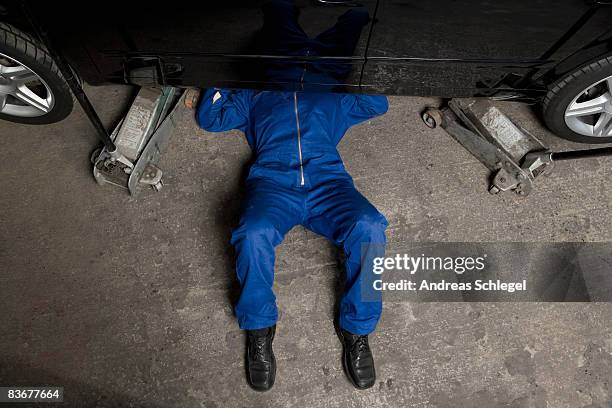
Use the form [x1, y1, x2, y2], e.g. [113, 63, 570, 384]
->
[542, 55, 612, 144]
[0, 22, 73, 124]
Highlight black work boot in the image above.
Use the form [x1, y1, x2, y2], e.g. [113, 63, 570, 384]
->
[340, 329, 376, 389]
[246, 325, 276, 391]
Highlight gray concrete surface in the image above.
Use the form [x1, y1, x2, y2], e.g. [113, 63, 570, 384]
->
[0, 85, 611, 408]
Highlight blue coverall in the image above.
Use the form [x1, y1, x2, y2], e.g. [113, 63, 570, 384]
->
[196, 0, 388, 335]
[197, 89, 388, 335]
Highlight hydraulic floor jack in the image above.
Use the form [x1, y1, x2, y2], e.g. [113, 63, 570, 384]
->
[20, 2, 196, 197]
[91, 87, 186, 195]
[422, 99, 612, 197]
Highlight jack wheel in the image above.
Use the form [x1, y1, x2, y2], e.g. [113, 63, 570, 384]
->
[152, 180, 163, 192]
[422, 108, 443, 129]
[90, 147, 102, 164]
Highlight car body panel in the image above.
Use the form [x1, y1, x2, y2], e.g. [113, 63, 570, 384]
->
[361, 0, 612, 96]
[1, 1, 611, 99]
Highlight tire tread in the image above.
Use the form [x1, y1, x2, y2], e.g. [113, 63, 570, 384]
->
[0, 22, 73, 124]
[541, 55, 612, 143]
[543, 55, 612, 113]
[0, 22, 58, 77]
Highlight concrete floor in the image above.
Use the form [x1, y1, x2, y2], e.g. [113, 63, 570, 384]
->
[1, 85, 611, 408]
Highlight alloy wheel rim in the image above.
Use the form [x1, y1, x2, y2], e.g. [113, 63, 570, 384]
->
[564, 74, 612, 138]
[0, 52, 55, 118]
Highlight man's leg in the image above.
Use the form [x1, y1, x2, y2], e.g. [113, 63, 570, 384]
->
[303, 180, 386, 389]
[230, 180, 303, 392]
[231, 180, 303, 330]
[303, 181, 387, 334]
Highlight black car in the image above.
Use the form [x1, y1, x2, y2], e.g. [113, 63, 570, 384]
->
[1, 1, 611, 143]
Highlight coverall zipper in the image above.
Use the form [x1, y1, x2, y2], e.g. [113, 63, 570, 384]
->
[293, 92, 305, 186]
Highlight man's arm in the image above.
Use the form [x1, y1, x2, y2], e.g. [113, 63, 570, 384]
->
[338, 94, 389, 132]
[196, 88, 251, 132]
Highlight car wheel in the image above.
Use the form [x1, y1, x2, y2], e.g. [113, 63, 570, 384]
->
[0, 22, 73, 124]
[542, 55, 612, 144]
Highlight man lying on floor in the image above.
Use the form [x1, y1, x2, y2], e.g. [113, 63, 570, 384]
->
[196, 0, 389, 392]
[197, 88, 388, 391]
